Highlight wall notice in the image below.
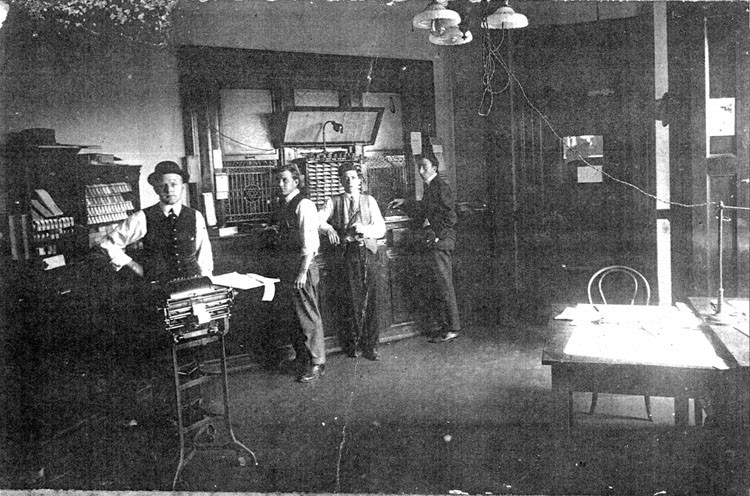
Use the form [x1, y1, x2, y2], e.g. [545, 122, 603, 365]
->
[707, 98, 735, 137]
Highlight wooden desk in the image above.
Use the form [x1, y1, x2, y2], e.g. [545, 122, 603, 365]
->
[687, 297, 749, 367]
[687, 297, 749, 428]
[542, 304, 738, 432]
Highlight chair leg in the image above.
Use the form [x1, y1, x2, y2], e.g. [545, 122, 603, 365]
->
[644, 395, 653, 421]
[589, 392, 598, 415]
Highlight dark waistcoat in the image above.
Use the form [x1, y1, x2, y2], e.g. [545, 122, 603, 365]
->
[143, 204, 201, 284]
[273, 193, 305, 254]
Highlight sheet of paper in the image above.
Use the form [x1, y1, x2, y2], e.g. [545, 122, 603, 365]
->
[215, 173, 229, 200]
[34, 189, 64, 216]
[210, 272, 280, 301]
[202, 192, 217, 226]
[707, 97, 735, 136]
[563, 320, 728, 369]
[577, 165, 603, 183]
[410, 131, 422, 155]
[554, 304, 601, 323]
[585, 304, 701, 329]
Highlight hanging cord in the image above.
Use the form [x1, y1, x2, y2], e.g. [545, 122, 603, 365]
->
[492, 55, 749, 210]
[211, 126, 277, 153]
[478, 4, 511, 117]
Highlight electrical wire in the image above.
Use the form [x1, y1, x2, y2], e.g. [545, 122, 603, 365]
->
[490, 50, 749, 210]
[478, 5, 511, 117]
[211, 126, 277, 153]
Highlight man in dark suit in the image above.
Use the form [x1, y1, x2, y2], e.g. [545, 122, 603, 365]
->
[98, 159, 215, 358]
[99, 160, 213, 285]
[389, 154, 461, 342]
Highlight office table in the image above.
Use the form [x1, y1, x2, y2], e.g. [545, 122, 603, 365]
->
[688, 297, 749, 427]
[687, 297, 749, 367]
[542, 304, 739, 432]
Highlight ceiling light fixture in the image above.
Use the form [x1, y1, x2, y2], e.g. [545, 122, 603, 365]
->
[485, 0, 528, 29]
[413, 0, 461, 34]
[429, 23, 473, 46]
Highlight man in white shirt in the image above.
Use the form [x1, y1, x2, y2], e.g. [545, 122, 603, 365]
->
[99, 160, 213, 285]
[268, 164, 326, 383]
[319, 163, 386, 361]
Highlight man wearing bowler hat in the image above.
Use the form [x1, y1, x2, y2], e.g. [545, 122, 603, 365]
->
[99, 160, 213, 284]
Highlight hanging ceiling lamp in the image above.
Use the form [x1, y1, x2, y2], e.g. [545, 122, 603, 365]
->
[413, 0, 462, 35]
[429, 20, 473, 45]
[485, 0, 528, 29]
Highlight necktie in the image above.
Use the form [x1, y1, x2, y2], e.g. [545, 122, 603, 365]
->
[349, 196, 357, 223]
[168, 208, 177, 224]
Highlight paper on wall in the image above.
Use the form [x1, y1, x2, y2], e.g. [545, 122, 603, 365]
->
[410, 132, 422, 156]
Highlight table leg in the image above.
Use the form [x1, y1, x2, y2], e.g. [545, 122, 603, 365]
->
[550, 367, 573, 435]
[674, 395, 690, 427]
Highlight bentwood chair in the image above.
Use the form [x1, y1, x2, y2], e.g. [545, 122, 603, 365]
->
[587, 265, 653, 421]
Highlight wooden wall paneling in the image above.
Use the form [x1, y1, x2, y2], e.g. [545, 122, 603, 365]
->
[733, 21, 749, 298]
[684, 5, 749, 298]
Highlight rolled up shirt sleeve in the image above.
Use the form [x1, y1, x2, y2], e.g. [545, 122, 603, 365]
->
[298, 198, 320, 257]
[364, 196, 386, 239]
[317, 197, 335, 234]
[99, 210, 147, 271]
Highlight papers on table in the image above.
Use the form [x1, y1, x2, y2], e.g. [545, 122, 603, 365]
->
[556, 303, 728, 369]
[563, 321, 729, 369]
[554, 305, 600, 322]
[210, 272, 280, 301]
[555, 303, 703, 329]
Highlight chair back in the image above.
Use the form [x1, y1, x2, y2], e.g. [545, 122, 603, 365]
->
[587, 265, 651, 305]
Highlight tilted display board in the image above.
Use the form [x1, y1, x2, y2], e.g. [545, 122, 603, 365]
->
[276, 107, 384, 147]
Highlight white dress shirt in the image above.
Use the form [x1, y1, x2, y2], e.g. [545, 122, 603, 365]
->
[318, 193, 386, 241]
[99, 202, 214, 276]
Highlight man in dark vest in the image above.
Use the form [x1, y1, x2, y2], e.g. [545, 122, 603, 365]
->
[319, 163, 386, 361]
[268, 164, 326, 383]
[99, 160, 213, 284]
[389, 153, 461, 343]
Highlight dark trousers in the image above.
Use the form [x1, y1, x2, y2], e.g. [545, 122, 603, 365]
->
[275, 259, 326, 365]
[340, 243, 380, 353]
[426, 239, 461, 332]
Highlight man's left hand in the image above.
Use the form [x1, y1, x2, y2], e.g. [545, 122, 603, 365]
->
[424, 229, 438, 247]
[294, 272, 307, 289]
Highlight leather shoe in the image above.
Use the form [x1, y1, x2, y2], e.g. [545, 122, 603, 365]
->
[346, 348, 362, 358]
[362, 349, 381, 361]
[428, 331, 459, 343]
[298, 364, 325, 383]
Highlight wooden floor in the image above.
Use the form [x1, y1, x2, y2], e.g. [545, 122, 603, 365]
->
[2, 317, 748, 494]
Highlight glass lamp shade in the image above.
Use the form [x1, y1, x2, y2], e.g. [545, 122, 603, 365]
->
[429, 17, 457, 37]
[485, 3, 528, 29]
[413, 0, 461, 30]
[429, 27, 473, 45]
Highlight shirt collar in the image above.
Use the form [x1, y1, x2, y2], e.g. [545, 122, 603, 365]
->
[424, 171, 438, 185]
[283, 189, 300, 203]
[159, 203, 182, 216]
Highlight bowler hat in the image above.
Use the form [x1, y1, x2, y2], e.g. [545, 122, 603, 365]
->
[147, 161, 190, 186]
